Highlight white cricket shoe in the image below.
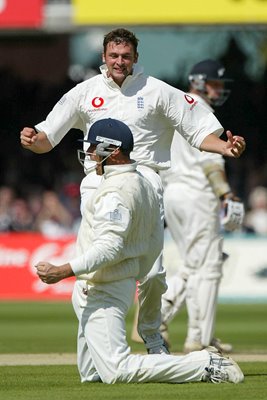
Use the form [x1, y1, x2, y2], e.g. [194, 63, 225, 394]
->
[202, 348, 244, 384]
[141, 332, 170, 355]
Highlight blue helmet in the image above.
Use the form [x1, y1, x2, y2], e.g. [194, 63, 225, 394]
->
[188, 59, 232, 106]
[82, 118, 134, 156]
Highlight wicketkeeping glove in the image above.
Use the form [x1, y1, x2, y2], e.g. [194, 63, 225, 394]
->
[221, 198, 245, 231]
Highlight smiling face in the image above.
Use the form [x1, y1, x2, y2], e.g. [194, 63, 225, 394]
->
[102, 41, 138, 87]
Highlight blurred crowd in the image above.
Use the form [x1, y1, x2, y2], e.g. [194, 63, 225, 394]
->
[0, 184, 81, 237]
[1, 183, 267, 236]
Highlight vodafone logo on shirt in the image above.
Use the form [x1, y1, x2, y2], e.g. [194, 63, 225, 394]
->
[89, 97, 107, 113]
[184, 94, 198, 111]
[92, 97, 104, 108]
[184, 94, 194, 104]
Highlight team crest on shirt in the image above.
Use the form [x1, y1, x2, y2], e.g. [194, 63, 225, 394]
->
[137, 97, 144, 109]
[109, 209, 122, 221]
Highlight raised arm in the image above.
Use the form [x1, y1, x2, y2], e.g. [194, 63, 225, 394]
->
[200, 130, 246, 158]
[20, 127, 53, 154]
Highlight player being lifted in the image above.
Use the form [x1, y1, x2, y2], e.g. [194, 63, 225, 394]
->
[20, 28, 246, 356]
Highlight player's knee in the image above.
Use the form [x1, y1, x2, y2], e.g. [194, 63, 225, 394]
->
[200, 261, 223, 281]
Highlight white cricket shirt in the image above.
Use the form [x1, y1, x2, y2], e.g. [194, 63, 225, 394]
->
[35, 64, 223, 171]
[70, 162, 163, 283]
[160, 93, 226, 192]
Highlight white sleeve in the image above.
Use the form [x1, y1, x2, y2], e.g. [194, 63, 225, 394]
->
[35, 86, 86, 147]
[162, 85, 224, 148]
[70, 191, 131, 276]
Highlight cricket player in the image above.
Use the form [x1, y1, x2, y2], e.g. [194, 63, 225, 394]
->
[20, 28, 246, 354]
[160, 60, 245, 353]
[35, 118, 244, 384]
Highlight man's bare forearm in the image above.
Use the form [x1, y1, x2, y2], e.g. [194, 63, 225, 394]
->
[200, 130, 246, 158]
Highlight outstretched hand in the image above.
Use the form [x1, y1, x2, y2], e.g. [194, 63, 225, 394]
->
[225, 130, 246, 158]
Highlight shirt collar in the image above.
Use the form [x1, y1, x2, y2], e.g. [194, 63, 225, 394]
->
[103, 161, 137, 178]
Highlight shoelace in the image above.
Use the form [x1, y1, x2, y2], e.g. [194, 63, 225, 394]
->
[204, 366, 228, 383]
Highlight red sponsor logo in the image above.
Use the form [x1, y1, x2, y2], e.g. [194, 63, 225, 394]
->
[184, 94, 195, 104]
[92, 97, 104, 108]
[0, 233, 76, 300]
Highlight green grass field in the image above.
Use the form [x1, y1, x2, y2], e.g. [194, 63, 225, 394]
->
[0, 301, 267, 400]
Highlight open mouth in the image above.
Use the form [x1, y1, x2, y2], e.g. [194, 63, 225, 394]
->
[114, 68, 125, 74]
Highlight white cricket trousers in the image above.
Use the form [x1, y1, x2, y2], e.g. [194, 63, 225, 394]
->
[72, 279, 210, 384]
[80, 167, 167, 338]
[162, 182, 224, 346]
